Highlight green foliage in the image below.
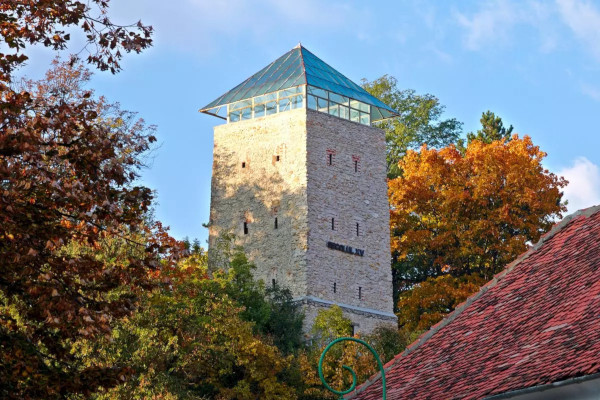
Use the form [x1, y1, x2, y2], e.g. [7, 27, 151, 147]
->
[192, 238, 203, 255]
[311, 305, 352, 346]
[83, 255, 294, 400]
[182, 237, 204, 256]
[182, 236, 191, 251]
[363, 325, 408, 364]
[362, 75, 462, 178]
[458, 110, 514, 151]
[265, 284, 305, 355]
[299, 311, 406, 400]
[222, 252, 272, 330]
[220, 252, 305, 355]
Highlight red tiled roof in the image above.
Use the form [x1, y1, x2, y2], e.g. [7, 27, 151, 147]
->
[351, 206, 600, 400]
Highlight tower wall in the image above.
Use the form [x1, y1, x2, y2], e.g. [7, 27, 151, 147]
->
[304, 109, 396, 332]
[208, 109, 309, 298]
[208, 108, 396, 334]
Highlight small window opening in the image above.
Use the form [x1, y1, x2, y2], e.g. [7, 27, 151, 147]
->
[358, 287, 362, 300]
[331, 218, 335, 230]
[354, 160, 358, 172]
[242, 162, 246, 168]
[274, 217, 278, 229]
[356, 223, 360, 236]
[328, 153, 332, 165]
[351, 325, 356, 336]
[333, 282, 337, 293]
[276, 155, 280, 161]
[243, 222, 248, 235]
[272, 279, 276, 287]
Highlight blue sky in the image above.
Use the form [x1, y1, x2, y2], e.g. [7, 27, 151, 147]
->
[21, 0, 600, 245]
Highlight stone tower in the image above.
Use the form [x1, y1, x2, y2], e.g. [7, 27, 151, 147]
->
[200, 45, 398, 334]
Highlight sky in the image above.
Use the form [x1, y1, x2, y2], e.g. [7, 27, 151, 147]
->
[19, 0, 600, 245]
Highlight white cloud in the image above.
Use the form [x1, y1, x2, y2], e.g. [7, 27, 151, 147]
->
[529, 1, 559, 52]
[110, 0, 362, 55]
[556, 0, 600, 60]
[580, 82, 600, 101]
[454, 0, 521, 51]
[558, 157, 600, 213]
[454, 1, 557, 52]
[455, 0, 600, 60]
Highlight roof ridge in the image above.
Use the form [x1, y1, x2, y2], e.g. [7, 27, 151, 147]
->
[301, 45, 363, 92]
[347, 204, 600, 399]
[298, 45, 308, 86]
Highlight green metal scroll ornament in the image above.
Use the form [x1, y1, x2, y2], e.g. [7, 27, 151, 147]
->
[318, 337, 386, 400]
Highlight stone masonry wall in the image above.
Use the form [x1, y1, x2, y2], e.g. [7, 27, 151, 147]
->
[305, 109, 396, 332]
[208, 109, 309, 298]
[302, 300, 396, 335]
[208, 107, 396, 334]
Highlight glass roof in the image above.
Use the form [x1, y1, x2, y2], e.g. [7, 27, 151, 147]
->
[200, 44, 399, 122]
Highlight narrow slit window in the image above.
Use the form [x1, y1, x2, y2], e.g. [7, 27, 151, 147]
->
[354, 160, 358, 172]
[276, 155, 280, 161]
[272, 279, 276, 287]
[356, 223, 360, 236]
[331, 218, 335, 230]
[274, 217, 278, 229]
[352, 325, 356, 336]
[328, 153, 332, 165]
[243, 222, 248, 235]
[358, 287, 362, 300]
[242, 162, 246, 168]
[333, 282, 337, 293]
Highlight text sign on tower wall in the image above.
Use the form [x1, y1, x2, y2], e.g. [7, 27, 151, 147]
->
[327, 241, 365, 256]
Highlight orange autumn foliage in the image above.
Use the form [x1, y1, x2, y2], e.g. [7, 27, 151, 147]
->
[390, 135, 566, 334]
[397, 274, 487, 333]
[389, 135, 567, 284]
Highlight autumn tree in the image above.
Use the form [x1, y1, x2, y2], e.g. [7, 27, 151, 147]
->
[396, 274, 487, 333]
[0, 1, 152, 79]
[0, 3, 181, 398]
[389, 134, 567, 320]
[84, 254, 294, 400]
[362, 75, 462, 178]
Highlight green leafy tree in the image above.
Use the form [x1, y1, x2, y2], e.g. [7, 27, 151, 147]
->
[222, 252, 272, 332]
[209, 233, 305, 355]
[363, 325, 408, 365]
[299, 308, 407, 400]
[219, 252, 305, 355]
[83, 255, 294, 400]
[362, 75, 463, 178]
[311, 305, 352, 346]
[265, 283, 305, 355]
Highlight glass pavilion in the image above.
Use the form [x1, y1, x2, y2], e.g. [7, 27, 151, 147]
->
[200, 44, 399, 126]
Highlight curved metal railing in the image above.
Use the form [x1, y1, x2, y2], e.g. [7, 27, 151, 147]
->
[318, 337, 386, 399]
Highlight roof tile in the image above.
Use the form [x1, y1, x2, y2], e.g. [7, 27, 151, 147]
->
[351, 206, 600, 400]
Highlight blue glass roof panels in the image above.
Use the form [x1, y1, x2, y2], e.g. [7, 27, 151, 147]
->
[200, 44, 399, 122]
